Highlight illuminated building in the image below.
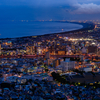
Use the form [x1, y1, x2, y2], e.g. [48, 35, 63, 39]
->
[58, 51, 66, 55]
[37, 47, 42, 55]
[26, 46, 36, 55]
[71, 45, 75, 50]
[95, 25, 97, 29]
[53, 59, 60, 68]
[3, 41, 12, 46]
[61, 58, 75, 72]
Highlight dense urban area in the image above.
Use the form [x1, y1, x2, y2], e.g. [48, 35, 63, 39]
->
[0, 21, 100, 100]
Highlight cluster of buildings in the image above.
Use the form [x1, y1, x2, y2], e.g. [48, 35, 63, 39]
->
[0, 25, 99, 57]
[0, 21, 100, 99]
[1, 78, 100, 100]
[0, 57, 100, 100]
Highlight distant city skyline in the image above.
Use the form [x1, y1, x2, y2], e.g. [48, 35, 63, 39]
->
[0, 0, 100, 20]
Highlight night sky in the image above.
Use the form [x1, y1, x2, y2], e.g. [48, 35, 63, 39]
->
[0, 0, 100, 20]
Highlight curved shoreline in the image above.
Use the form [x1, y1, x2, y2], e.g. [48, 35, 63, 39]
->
[0, 21, 95, 39]
[38, 21, 95, 37]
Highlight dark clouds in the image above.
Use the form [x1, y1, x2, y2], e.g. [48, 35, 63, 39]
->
[69, 3, 100, 14]
[0, 0, 100, 20]
[1, 0, 100, 14]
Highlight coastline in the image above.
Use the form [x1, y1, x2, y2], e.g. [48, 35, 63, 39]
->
[0, 21, 95, 39]
[38, 21, 95, 37]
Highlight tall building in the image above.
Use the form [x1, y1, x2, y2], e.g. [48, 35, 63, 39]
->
[45, 52, 50, 59]
[61, 58, 75, 72]
[53, 59, 60, 68]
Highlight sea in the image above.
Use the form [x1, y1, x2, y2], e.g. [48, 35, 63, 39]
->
[0, 21, 83, 38]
